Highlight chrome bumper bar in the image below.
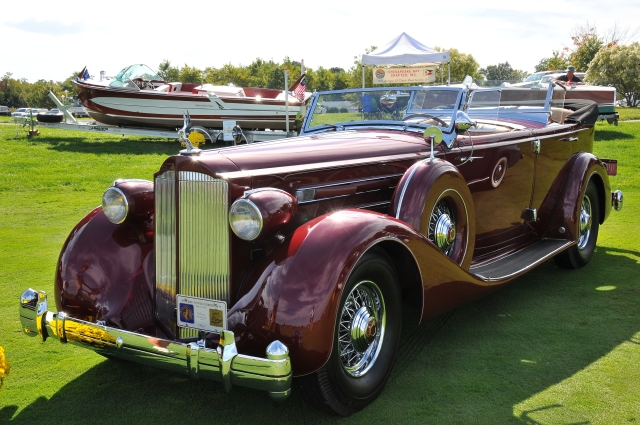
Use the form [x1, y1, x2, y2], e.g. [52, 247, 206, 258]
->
[19, 289, 292, 401]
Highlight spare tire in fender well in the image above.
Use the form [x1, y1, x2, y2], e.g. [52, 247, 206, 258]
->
[390, 158, 476, 270]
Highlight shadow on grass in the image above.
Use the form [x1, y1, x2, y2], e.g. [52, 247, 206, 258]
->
[31, 135, 183, 156]
[3, 248, 639, 424]
[595, 129, 636, 141]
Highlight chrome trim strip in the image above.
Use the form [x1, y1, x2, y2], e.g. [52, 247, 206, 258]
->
[395, 158, 429, 220]
[218, 152, 429, 180]
[19, 291, 291, 400]
[296, 174, 403, 191]
[297, 188, 396, 205]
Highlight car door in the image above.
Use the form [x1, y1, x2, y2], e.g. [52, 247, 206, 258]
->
[448, 89, 537, 260]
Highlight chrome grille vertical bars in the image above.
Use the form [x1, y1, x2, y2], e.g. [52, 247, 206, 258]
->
[155, 170, 177, 334]
[178, 172, 230, 302]
[155, 170, 230, 339]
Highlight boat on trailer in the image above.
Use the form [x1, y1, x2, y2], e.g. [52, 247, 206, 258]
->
[72, 64, 310, 130]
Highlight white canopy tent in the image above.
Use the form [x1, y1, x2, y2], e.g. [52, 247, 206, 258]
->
[361, 32, 450, 87]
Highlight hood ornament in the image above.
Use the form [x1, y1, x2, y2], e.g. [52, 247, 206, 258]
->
[179, 112, 202, 156]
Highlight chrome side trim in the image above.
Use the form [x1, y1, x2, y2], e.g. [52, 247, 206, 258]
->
[395, 159, 429, 219]
[19, 290, 292, 401]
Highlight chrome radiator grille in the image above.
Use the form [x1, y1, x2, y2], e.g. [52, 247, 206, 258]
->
[155, 170, 230, 338]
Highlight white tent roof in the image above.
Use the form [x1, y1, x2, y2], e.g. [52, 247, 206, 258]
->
[361, 32, 450, 66]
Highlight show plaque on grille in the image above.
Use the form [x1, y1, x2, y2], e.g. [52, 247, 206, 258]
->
[177, 295, 227, 333]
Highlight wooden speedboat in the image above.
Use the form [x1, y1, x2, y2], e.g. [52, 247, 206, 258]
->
[72, 64, 310, 130]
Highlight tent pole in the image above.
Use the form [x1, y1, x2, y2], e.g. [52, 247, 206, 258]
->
[362, 64, 365, 88]
[448, 63, 451, 85]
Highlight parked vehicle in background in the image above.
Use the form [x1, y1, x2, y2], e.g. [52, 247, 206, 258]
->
[0, 105, 11, 116]
[12, 108, 48, 119]
[67, 105, 89, 117]
[19, 82, 623, 416]
[508, 70, 565, 87]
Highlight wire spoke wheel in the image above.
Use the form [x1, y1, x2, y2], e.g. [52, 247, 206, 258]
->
[296, 250, 401, 416]
[338, 281, 385, 377]
[428, 199, 456, 257]
[554, 180, 600, 269]
[577, 194, 593, 250]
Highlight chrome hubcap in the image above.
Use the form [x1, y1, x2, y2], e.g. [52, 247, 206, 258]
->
[339, 281, 385, 377]
[429, 200, 456, 256]
[577, 195, 592, 250]
[350, 306, 378, 352]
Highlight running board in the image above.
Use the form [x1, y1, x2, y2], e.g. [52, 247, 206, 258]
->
[470, 239, 573, 282]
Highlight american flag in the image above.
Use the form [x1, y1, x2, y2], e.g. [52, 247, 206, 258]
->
[293, 75, 306, 101]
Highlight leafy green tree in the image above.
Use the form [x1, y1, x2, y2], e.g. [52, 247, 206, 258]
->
[0, 73, 22, 108]
[535, 50, 569, 72]
[346, 46, 377, 88]
[179, 65, 203, 84]
[433, 47, 481, 83]
[480, 62, 526, 83]
[587, 42, 640, 106]
[569, 29, 604, 72]
[311, 67, 334, 92]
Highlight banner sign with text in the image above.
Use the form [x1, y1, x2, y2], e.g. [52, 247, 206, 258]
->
[373, 67, 436, 84]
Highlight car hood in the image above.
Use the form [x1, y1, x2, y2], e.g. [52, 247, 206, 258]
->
[206, 130, 431, 173]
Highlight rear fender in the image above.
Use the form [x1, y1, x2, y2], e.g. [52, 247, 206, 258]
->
[55, 207, 155, 329]
[538, 152, 611, 240]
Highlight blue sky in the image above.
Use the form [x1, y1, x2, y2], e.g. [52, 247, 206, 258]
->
[1, 0, 638, 83]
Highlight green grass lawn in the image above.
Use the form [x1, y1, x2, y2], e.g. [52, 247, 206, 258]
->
[617, 106, 640, 121]
[0, 120, 638, 424]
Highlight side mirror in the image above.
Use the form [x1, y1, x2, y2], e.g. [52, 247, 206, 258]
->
[454, 111, 476, 133]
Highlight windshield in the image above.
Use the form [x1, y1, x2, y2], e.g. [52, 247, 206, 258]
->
[109, 64, 162, 89]
[305, 87, 462, 133]
[524, 72, 546, 83]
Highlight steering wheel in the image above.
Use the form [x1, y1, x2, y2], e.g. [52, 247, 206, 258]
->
[402, 113, 447, 127]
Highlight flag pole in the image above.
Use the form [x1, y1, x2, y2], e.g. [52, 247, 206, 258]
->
[284, 69, 289, 136]
[299, 59, 306, 124]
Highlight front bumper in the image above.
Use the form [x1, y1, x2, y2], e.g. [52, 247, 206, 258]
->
[19, 289, 292, 401]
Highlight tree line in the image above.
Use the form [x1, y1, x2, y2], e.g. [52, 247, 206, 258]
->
[1, 23, 638, 109]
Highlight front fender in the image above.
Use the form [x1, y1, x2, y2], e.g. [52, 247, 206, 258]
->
[228, 209, 425, 375]
[227, 207, 492, 376]
[55, 207, 155, 330]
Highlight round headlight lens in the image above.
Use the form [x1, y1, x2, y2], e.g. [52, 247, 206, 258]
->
[229, 198, 263, 241]
[102, 187, 128, 224]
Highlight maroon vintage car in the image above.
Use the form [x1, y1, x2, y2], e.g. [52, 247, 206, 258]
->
[19, 83, 623, 416]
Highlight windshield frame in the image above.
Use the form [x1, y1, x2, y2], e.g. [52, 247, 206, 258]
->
[300, 86, 464, 136]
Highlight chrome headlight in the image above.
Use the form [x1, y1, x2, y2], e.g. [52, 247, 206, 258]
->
[102, 187, 129, 224]
[229, 198, 263, 241]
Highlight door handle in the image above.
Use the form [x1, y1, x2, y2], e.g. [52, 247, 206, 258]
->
[559, 137, 578, 142]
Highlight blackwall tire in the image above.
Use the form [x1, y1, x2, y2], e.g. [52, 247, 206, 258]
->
[419, 172, 476, 270]
[36, 113, 64, 123]
[297, 250, 402, 416]
[554, 180, 600, 269]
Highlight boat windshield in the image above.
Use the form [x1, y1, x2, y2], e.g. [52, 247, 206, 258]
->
[109, 64, 162, 89]
[305, 87, 463, 133]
